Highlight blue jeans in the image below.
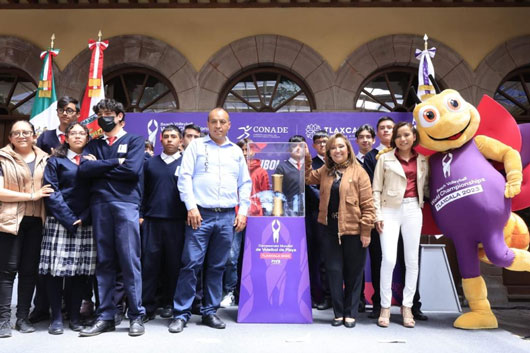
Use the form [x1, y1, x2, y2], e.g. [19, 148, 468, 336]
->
[223, 230, 244, 294]
[173, 208, 235, 321]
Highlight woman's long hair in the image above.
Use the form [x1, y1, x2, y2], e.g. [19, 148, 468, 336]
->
[324, 133, 357, 176]
[53, 122, 90, 158]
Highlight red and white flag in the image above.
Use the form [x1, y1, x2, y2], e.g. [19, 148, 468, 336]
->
[78, 39, 109, 137]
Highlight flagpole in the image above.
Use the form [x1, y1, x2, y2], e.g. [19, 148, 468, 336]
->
[51, 33, 55, 50]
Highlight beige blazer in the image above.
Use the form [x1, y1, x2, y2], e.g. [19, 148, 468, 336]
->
[372, 149, 429, 222]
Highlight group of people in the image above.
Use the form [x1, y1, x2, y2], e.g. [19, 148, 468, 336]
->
[0, 95, 429, 339]
[303, 117, 429, 328]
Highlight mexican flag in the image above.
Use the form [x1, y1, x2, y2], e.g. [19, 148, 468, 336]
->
[30, 49, 60, 134]
[79, 39, 108, 138]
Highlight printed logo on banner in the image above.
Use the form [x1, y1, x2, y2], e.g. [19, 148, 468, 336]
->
[147, 119, 159, 149]
[322, 126, 358, 140]
[305, 124, 322, 139]
[237, 125, 289, 140]
[237, 125, 252, 139]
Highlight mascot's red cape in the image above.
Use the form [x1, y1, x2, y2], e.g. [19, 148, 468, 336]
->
[414, 89, 530, 330]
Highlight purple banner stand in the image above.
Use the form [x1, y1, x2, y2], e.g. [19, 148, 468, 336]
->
[237, 217, 312, 323]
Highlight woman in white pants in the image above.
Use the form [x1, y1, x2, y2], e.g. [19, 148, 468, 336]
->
[372, 122, 429, 328]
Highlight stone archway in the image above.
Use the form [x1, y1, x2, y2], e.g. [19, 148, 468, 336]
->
[335, 34, 474, 108]
[197, 35, 335, 111]
[60, 35, 197, 110]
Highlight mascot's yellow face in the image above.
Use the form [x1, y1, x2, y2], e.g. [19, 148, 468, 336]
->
[413, 89, 480, 152]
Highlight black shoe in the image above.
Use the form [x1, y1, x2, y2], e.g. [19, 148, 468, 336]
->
[15, 318, 35, 333]
[28, 310, 50, 324]
[142, 312, 156, 323]
[316, 298, 332, 310]
[160, 306, 173, 319]
[412, 309, 428, 321]
[331, 318, 343, 327]
[79, 320, 115, 337]
[69, 320, 84, 332]
[344, 318, 356, 328]
[368, 308, 380, 319]
[191, 302, 201, 316]
[168, 318, 186, 333]
[114, 311, 124, 326]
[129, 318, 145, 337]
[201, 314, 226, 329]
[358, 302, 366, 313]
[48, 320, 64, 335]
[0, 321, 12, 338]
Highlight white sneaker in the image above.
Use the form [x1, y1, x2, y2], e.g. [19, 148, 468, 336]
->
[220, 292, 234, 308]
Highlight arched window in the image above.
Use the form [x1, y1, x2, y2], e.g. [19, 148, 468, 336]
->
[219, 67, 315, 112]
[0, 67, 37, 146]
[494, 66, 530, 123]
[355, 67, 443, 112]
[104, 67, 178, 112]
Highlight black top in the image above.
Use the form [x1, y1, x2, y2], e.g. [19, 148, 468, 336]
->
[327, 172, 342, 234]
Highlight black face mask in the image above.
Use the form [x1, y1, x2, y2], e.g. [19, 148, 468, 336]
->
[98, 116, 117, 133]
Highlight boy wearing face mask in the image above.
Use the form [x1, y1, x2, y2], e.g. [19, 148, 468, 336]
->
[78, 99, 146, 337]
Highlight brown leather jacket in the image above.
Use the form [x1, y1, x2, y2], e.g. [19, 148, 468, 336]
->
[305, 154, 375, 239]
[0, 144, 48, 235]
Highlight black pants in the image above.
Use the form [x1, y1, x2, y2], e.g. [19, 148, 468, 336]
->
[369, 231, 422, 311]
[0, 216, 43, 321]
[322, 230, 367, 319]
[141, 218, 185, 315]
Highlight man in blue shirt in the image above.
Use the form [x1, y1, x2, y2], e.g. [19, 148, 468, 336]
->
[78, 99, 146, 337]
[170, 108, 251, 333]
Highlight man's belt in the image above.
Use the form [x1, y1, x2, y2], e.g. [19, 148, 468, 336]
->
[198, 206, 235, 213]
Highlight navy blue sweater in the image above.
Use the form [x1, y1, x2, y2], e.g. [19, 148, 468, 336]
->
[43, 156, 92, 233]
[142, 155, 186, 220]
[78, 133, 144, 205]
[37, 129, 61, 155]
[359, 148, 377, 184]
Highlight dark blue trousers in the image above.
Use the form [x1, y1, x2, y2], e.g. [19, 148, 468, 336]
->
[91, 202, 145, 321]
[173, 208, 235, 321]
[141, 218, 185, 315]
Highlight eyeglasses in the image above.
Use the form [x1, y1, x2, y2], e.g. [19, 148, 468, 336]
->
[68, 131, 88, 137]
[57, 108, 77, 115]
[10, 130, 33, 138]
[314, 139, 328, 145]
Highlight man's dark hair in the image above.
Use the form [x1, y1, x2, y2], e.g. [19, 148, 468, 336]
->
[376, 116, 395, 130]
[184, 123, 201, 135]
[162, 124, 182, 138]
[144, 140, 154, 151]
[236, 137, 254, 149]
[355, 124, 376, 138]
[288, 135, 306, 143]
[312, 130, 329, 143]
[57, 96, 80, 113]
[93, 98, 126, 120]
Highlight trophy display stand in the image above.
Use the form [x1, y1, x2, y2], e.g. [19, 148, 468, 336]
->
[237, 142, 312, 323]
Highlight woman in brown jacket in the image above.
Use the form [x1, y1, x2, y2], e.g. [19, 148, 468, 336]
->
[0, 120, 53, 338]
[305, 133, 375, 328]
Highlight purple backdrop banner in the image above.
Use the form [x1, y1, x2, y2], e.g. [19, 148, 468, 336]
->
[126, 112, 412, 157]
[125, 112, 413, 314]
[237, 217, 311, 323]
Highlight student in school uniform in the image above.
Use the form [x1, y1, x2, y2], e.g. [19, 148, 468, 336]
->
[78, 99, 146, 337]
[39, 122, 95, 335]
[141, 125, 187, 321]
